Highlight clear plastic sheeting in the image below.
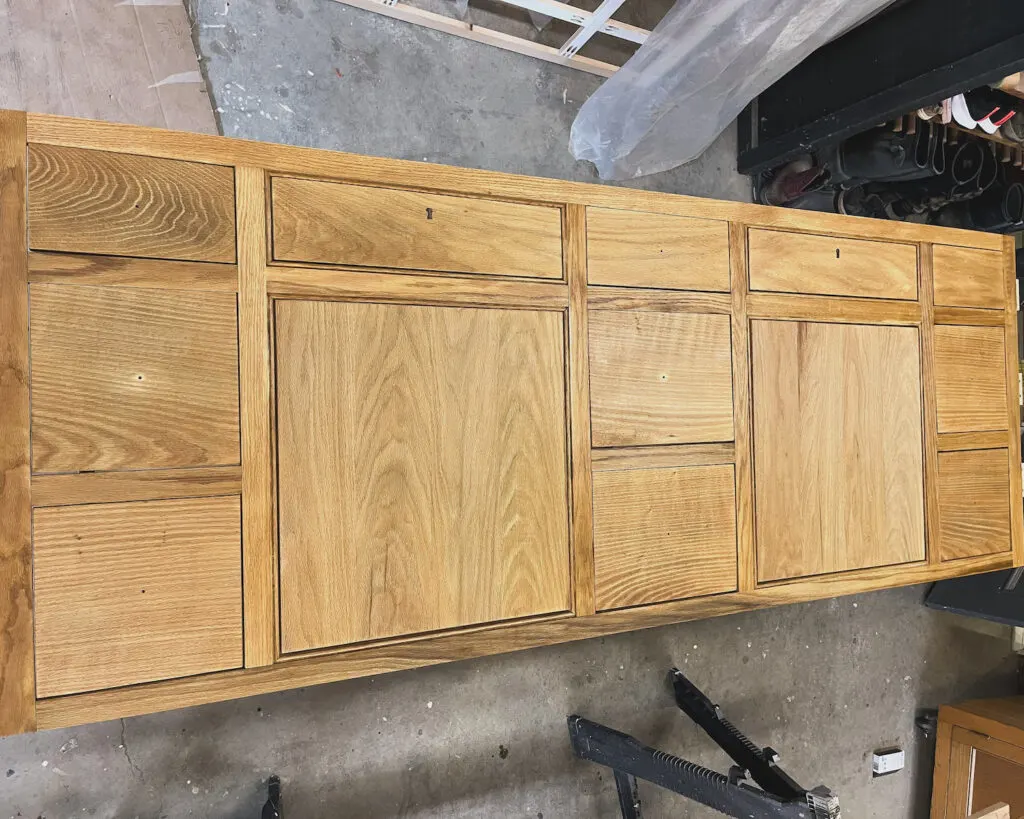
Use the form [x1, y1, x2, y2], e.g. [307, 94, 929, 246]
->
[569, 0, 895, 180]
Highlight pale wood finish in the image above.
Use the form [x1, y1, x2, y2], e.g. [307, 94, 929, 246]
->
[752, 320, 926, 581]
[940, 431, 1010, 451]
[32, 467, 242, 508]
[0, 110, 34, 736]
[747, 291, 921, 325]
[585, 207, 729, 292]
[932, 720, 956, 819]
[28, 251, 237, 292]
[937, 449, 1012, 561]
[946, 737, 976, 819]
[29, 284, 240, 474]
[921, 243, 942, 568]
[29, 114, 1006, 250]
[934, 244, 1005, 310]
[268, 265, 568, 309]
[934, 325, 1008, 434]
[565, 204, 596, 616]
[270, 176, 563, 279]
[935, 306, 1006, 326]
[28, 144, 236, 262]
[973, 753, 1022, 819]
[236, 167, 276, 669]
[593, 465, 737, 610]
[589, 310, 734, 447]
[748, 229, 919, 300]
[591, 443, 734, 471]
[969, 803, 1010, 819]
[587, 286, 731, 314]
[33, 497, 243, 697]
[1001, 237, 1024, 569]
[275, 300, 571, 652]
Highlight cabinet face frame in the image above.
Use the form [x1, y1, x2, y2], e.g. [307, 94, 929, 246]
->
[0, 111, 1020, 736]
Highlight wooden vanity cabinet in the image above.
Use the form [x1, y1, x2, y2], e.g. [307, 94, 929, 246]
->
[0, 110, 1020, 736]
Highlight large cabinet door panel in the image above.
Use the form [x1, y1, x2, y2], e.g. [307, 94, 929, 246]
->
[275, 300, 571, 653]
[752, 320, 926, 582]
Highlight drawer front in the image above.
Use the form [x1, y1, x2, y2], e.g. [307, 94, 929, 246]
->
[29, 284, 240, 473]
[937, 449, 1012, 561]
[270, 177, 563, 279]
[748, 229, 918, 300]
[752, 320, 925, 581]
[33, 496, 243, 697]
[28, 144, 236, 262]
[934, 325, 1008, 433]
[933, 244, 1005, 309]
[586, 207, 729, 291]
[589, 310, 734, 447]
[593, 464, 737, 610]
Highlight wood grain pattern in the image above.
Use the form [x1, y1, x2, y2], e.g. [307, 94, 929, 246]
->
[29, 113, 1006, 250]
[746, 291, 921, 325]
[28, 251, 237, 291]
[937, 449, 1012, 561]
[585, 207, 729, 291]
[589, 310, 734, 447]
[752, 320, 926, 581]
[934, 244, 1005, 309]
[730, 223, 757, 593]
[28, 143, 236, 262]
[33, 497, 243, 697]
[969, 802, 1010, 819]
[270, 176, 563, 279]
[934, 306, 1005, 326]
[972, 749, 1022, 818]
[593, 465, 737, 610]
[586, 286, 731, 314]
[267, 265, 567, 309]
[1001, 235, 1024, 569]
[236, 167, 276, 669]
[939, 431, 1009, 451]
[275, 300, 571, 652]
[32, 467, 242, 508]
[591, 443, 734, 471]
[945, 737, 976, 819]
[944, 699, 1024, 747]
[921, 243, 941, 567]
[29, 283, 240, 473]
[34, 551, 1015, 730]
[0, 110, 34, 736]
[748, 229, 918, 300]
[565, 204, 595, 616]
[931, 720, 955, 819]
[934, 325, 1008, 434]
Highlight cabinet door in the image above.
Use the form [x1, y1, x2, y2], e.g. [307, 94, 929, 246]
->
[936, 727, 1024, 818]
[275, 300, 571, 653]
[751, 320, 926, 581]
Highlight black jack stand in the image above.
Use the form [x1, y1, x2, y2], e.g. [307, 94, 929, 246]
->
[568, 669, 841, 818]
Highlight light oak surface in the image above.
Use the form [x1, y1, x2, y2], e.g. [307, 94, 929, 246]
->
[591, 442, 734, 471]
[933, 244, 1006, 309]
[28, 144, 236, 262]
[748, 229, 918, 300]
[29, 283, 240, 473]
[937, 449, 1012, 561]
[589, 309, 734, 447]
[585, 207, 729, 291]
[28, 251, 238, 292]
[270, 176, 563, 279]
[752, 320, 926, 581]
[33, 497, 243, 698]
[31, 467, 242, 508]
[0, 110, 34, 735]
[275, 300, 570, 652]
[934, 325, 1008, 433]
[593, 464, 737, 610]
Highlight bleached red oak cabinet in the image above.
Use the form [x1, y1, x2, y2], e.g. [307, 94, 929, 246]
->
[1, 111, 1021, 735]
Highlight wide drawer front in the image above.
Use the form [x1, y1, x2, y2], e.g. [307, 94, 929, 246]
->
[748, 228, 918, 300]
[270, 176, 564, 279]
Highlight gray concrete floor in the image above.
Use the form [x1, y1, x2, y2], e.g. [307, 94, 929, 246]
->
[3, 1, 1021, 816]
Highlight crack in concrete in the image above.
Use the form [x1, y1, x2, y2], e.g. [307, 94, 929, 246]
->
[119, 719, 144, 781]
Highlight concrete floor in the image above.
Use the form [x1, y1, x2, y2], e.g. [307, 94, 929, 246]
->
[3, 1, 1022, 816]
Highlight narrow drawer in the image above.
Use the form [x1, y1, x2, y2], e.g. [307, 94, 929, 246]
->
[586, 207, 729, 291]
[933, 244, 1005, 309]
[28, 144, 236, 263]
[589, 310, 734, 447]
[593, 464, 737, 610]
[30, 284, 240, 473]
[270, 177, 563, 279]
[937, 449, 1012, 561]
[748, 229, 918, 300]
[934, 325, 1008, 433]
[33, 496, 243, 697]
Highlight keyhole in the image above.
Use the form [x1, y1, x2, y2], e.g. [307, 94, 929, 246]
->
[835, 248, 841, 259]
[426, 207, 434, 220]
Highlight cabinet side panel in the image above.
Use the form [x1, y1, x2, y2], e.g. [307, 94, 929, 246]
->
[1002, 236, 1024, 567]
[0, 110, 33, 736]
